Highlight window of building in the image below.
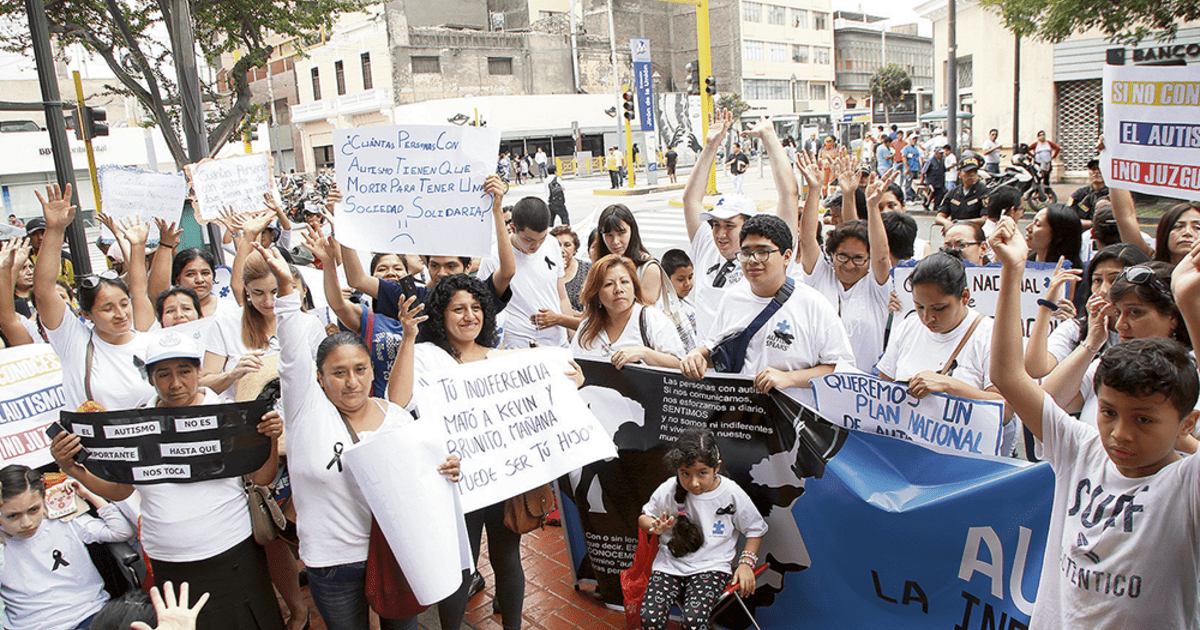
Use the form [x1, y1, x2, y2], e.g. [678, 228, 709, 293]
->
[769, 43, 788, 63]
[361, 53, 373, 90]
[768, 5, 787, 25]
[794, 80, 809, 100]
[272, 98, 290, 125]
[813, 11, 828, 30]
[314, 145, 334, 169]
[743, 40, 764, 62]
[792, 44, 808, 63]
[957, 55, 973, 89]
[412, 55, 440, 74]
[810, 82, 828, 102]
[310, 67, 321, 100]
[334, 60, 346, 95]
[743, 1, 762, 22]
[792, 8, 807, 28]
[743, 78, 791, 100]
[488, 57, 514, 75]
[814, 47, 831, 64]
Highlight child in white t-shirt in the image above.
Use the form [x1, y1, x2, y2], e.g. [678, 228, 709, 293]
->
[638, 429, 767, 630]
[662, 249, 698, 347]
[990, 216, 1200, 629]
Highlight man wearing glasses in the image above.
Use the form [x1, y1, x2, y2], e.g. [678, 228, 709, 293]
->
[681, 215, 854, 407]
[682, 108, 798, 341]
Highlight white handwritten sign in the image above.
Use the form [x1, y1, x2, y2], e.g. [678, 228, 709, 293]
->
[97, 166, 187, 243]
[417, 348, 617, 513]
[891, 260, 1063, 337]
[184, 152, 279, 222]
[1103, 64, 1200, 200]
[333, 124, 500, 257]
[811, 372, 1003, 456]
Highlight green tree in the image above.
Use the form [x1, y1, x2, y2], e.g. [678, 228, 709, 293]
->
[0, 0, 363, 168]
[869, 64, 912, 125]
[717, 93, 751, 121]
[979, 0, 1200, 44]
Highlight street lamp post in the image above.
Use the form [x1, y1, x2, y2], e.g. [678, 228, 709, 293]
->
[790, 73, 797, 113]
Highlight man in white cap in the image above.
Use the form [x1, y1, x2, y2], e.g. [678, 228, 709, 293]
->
[682, 108, 798, 340]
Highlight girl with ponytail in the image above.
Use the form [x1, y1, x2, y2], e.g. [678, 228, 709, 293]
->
[636, 428, 768, 630]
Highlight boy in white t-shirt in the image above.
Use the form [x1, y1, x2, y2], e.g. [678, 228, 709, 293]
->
[681, 215, 855, 407]
[991, 216, 1200, 629]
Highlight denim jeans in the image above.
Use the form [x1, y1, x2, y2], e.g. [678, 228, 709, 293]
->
[307, 561, 419, 630]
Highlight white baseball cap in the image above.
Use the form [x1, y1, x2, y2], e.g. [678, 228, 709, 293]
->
[699, 194, 759, 221]
[144, 331, 203, 367]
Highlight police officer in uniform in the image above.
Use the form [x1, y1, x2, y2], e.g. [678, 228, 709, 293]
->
[1065, 158, 1106, 230]
[935, 151, 988, 230]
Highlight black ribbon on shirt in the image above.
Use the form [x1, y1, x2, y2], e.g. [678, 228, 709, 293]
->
[60, 399, 272, 485]
[51, 549, 69, 571]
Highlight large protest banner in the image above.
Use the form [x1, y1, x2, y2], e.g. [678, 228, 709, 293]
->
[97, 166, 188, 243]
[60, 399, 272, 484]
[565, 361, 1053, 628]
[892, 260, 1061, 337]
[812, 372, 1004, 456]
[1103, 64, 1200, 200]
[184, 152, 279, 222]
[333, 124, 500, 257]
[416, 348, 616, 513]
[0, 345, 65, 468]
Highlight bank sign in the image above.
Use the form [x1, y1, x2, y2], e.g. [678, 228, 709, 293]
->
[1107, 43, 1200, 65]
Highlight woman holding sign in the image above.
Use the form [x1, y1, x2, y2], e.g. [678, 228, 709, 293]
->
[570, 254, 685, 369]
[262, 242, 460, 630]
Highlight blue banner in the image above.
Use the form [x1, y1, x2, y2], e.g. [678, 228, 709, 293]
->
[631, 38, 655, 133]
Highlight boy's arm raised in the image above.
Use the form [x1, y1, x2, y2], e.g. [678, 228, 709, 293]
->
[682, 109, 732, 240]
[1172, 241, 1200, 355]
[989, 217, 1047, 441]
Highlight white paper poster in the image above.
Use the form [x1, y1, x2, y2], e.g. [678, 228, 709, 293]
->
[418, 348, 617, 513]
[0, 345, 65, 468]
[1103, 64, 1200, 200]
[97, 166, 188, 243]
[184, 152, 279, 222]
[891, 260, 1062, 337]
[333, 124, 501, 257]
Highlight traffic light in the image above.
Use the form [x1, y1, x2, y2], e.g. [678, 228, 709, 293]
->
[82, 106, 108, 138]
[622, 90, 635, 121]
[685, 61, 699, 95]
[705, 76, 717, 96]
[244, 124, 259, 142]
[64, 110, 80, 140]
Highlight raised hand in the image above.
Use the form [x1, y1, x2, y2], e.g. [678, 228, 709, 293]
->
[1172, 241, 1200, 307]
[742, 115, 776, 140]
[646, 511, 675, 536]
[833, 150, 860, 195]
[34, 183, 75, 231]
[302, 229, 335, 265]
[325, 185, 342, 214]
[155, 218, 183, 249]
[705, 108, 734, 146]
[241, 211, 274, 239]
[865, 167, 899, 210]
[795, 150, 824, 189]
[396, 294, 427, 338]
[96, 212, 119, 240]
[117, 215, 150, 246]
[483, 173, 505, 205]
[988, 216, 1028, 267]
[252, 242, 291, 281]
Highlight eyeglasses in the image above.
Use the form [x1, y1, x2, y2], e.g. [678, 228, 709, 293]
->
[833, 252, 869, 266]
[735, 248, 779, 263]
[945, 240, 982, 250]
[1119, 265, 1173, 304]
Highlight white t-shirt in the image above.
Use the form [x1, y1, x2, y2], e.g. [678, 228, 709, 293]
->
[479, 236, 567, 349]
[702, 280, 856, 407]
[982, 139, 1001, 165]
[43, 315, 154, 411]
[135, 389, 252, 562]
[795, 257, 891, 374]
[277, 293, 413, 568]
[1, 504, 135, 630]
[203, 303, 324, 399]
[641, 476, 768, 576]
[943, 152, 958, 186]
[1031, 395, 1200, 629]
[570, 304, 686, 362]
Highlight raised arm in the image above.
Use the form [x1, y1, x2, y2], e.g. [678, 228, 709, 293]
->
[683, 109, 733, 240]
[147, 218, 181, 302]
[113, 216, 157, 332]
[386, 295, 427, 409]
[1110, 187, 1154, 257]
[864, 168, 899, 286]
[484, 174, 515, 295]
[340, 242, 381, 299]
[0, 239, 34, 346]
[307, 230, 362, 333]
[988, 216, 1047, 440]
[1172, 241, 1200, 356]
[744, 117, 798, 234]
[795, 150, 825, 274]
[1024, 259, 1081, 378]
[31, 184, 73, 331]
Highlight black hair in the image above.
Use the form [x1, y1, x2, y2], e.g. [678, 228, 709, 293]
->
[1109, 261, 1189, 348]
[1081, 243, 1150, 304]
[416, 274, 499, 353]
[550, 225, 579, 251]
[986, 186, 1022, 221]
[171, 248, 217, 285]
[1042, 203, 1084, 271]
[370, 252, 407, 275]
[1091, 202, 1120, 248]
[849, 188, 868, 221]
[882, 211, 917, 261]
[289, 264, 315, 312]
[880, 183, 904, 209]
[825, 219, 870, 257]
[586, 228, 598, 252]
[89, 591, 156, 630]
[511, 196, 550, 233]
[79, 276, 131, 314]
[1095, 338, 1200, 418]
[154, 286, 202, 323]
[662, 428, 721, 557]
[910, 249, 968, 296]
[661, 249, 694, 276]
[1154, 201, 1200, 263]
[595, 204, 652, 264]
[548, 164, 557, 175]
[315, 331, 370, 373]
[739, 214, 792, 254]
[0, 464, 43, 501]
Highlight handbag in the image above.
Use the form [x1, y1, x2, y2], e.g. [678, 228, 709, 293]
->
[620, 528, 660, 629]
[245, 477, 286, 545]
[502, 484, 556, 534]
[336, 412, 428, 619]
[710, 278, 795, 373]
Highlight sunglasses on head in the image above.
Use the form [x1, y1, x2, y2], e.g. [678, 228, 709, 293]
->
[1118, 265, 1173, 303]
[78, 269, 120, 291]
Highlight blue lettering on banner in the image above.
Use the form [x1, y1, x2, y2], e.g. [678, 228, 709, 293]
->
[1118, 120, 1200, 148]
[0, 384, 66, 424]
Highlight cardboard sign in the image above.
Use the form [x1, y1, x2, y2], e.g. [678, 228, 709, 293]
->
[60, 399, 272, 484]
[1103, 64, 1200, 200]
[891, 260, 1063, 337]
[416, 348, 616, 513]
[184, 152, 279, 222]
[0, 345, 65, 468]
[811, 372, 1004, 456]
[97, 166, 188, 243]
[333, 124, 500, 257]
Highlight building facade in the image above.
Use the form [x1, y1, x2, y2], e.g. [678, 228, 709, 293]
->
[833, 12, 933, 125]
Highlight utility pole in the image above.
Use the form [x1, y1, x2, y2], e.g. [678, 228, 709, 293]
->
[946, 0, 957, 157]
[659, 0, 716, 194]
[1013, 33, 1021, 150]
[26, 0, 92, 276]
[73, 71, 103, 216]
